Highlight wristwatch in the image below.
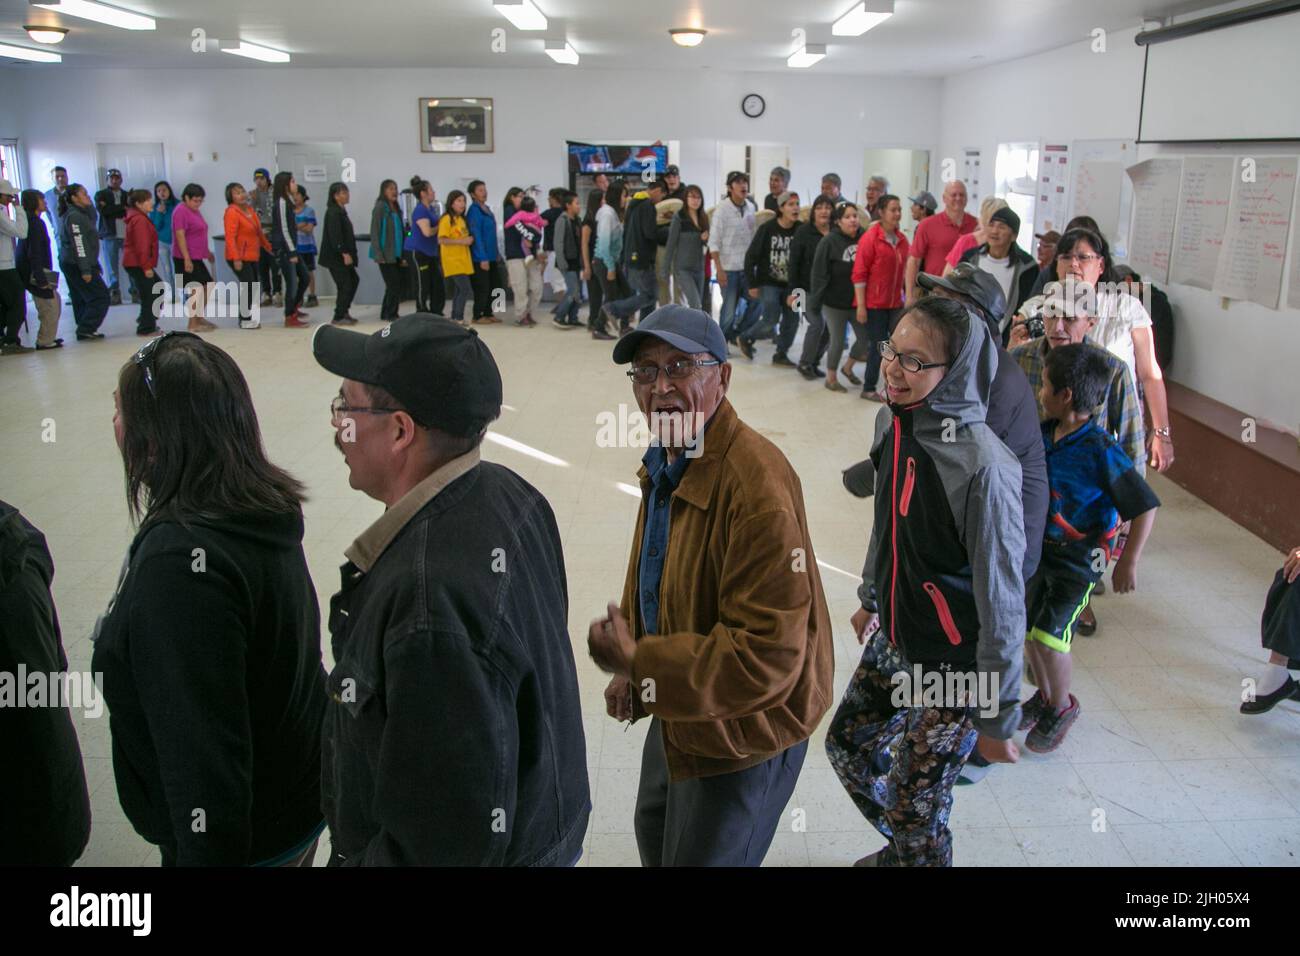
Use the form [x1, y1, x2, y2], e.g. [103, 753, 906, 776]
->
[1153, 426, 1172, 442]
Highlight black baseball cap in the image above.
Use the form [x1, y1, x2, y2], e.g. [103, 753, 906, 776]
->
[664, 164, 680, 176]
[611, 304, 728, 365]
[918, 262, 1006, 324]
[989, 206, 1021, 234]
[107, 168, 122, 177]
[313, 314, 502, 436]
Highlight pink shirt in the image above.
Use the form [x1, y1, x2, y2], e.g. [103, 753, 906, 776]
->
[944, 231, 981, 268]
[170, 203, 212, 260]
[910, 210, 977, 277]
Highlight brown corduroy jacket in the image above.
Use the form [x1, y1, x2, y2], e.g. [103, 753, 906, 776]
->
[621, 397, 834, 782]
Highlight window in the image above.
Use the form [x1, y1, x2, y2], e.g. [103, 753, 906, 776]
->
[994, 141, 1038, 250]
[0, 140, 24, 191]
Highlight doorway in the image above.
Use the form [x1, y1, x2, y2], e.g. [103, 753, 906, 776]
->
[274, 141, 345, 298]
[717, 142, 792, 207]
[94, 142, 165, 193]
[862, 148, 930, 233]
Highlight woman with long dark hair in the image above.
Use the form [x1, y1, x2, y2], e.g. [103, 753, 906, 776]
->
[58, 183, 112, 340]
[93, 332, 328, 866]
[663, 184, 710, 310]
[271, 171, 310, 327]
[791, 193, 835, 380]
[813, 201, 869, 392]
[593, 180, 629, 337]
[122, 188, 163, 336]
[369, 179, 405, 320]
[319, 182, 359, 325]
[437, 189, 475, 325]
[17, 189, 63, 349]
[580, 188, 606, 337]
[405, 176, 445, 315]
[149, 180, 178, 287]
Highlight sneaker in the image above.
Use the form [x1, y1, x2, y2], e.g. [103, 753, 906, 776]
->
[797, 363, 820, 381]
[330, 316, 358, 326]
[772, 352, 796, 368]
[956, 750, 994, 785]
[1018, 690, 1049, 731]
[284, 315, 311, 328]
[75, 331, 105, 341]
[738, 339, 755, 360]
[109, 289, 122, 306]
[1024, 695, 1080, 754]
[261, 295, 274, 307]
[273, 292, 284, 307]
[305, 294, 320, 308]
[591, 329, 615, 341]
[552, 317, 573, 330]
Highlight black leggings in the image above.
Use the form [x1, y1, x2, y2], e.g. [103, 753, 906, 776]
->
[470, 261, 504, 319]
[125, 266, 162, 332]
[377, 261, 403, 319]
[328, 264, 359, 321]
[227, 261, 260, 325]
[411, 251, 445, 315]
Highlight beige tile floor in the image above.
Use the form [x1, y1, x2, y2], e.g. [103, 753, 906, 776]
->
[3, 295, 1297, 867]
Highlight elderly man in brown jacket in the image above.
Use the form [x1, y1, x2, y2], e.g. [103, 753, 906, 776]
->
[588, 304, 834, 866]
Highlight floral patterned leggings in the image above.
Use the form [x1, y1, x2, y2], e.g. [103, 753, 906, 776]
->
[825, 629, 977, 867]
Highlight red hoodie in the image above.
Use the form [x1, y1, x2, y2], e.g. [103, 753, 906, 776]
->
[851, 222, 909, 310]
[123, 207, 158, 270]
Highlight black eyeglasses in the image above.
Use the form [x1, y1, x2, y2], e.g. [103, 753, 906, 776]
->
[627, 359, 721, 385]
[133, 331, 200, 397]
[878, 340, 948, 374]
[330, 395, 402, 423]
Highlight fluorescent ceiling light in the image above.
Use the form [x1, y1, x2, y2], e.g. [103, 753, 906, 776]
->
[669, 28, 707, 47]
[494, 0, 547, 31]
[25, 25, 68, 43]
[0, 41, 61, 62]
[544, 39, 578, 65]
[32, 1, 155, 30]
[222, 41, 291, 63]
[832, 1, 894, 37]
[787, 43, 826, 68]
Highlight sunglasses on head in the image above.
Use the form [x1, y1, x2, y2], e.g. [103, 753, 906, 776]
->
[133, 331, 200, 397]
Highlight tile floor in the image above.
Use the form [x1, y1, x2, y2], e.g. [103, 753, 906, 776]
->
[3, 296, 1297, 867]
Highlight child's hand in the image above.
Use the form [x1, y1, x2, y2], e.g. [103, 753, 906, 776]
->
[1111, 557, 1138, 593]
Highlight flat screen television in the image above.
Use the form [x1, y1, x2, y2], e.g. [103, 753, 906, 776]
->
[567, 142, 668, 176]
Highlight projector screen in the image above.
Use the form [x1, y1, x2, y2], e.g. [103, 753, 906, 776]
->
[1139, 8, 1300, 142]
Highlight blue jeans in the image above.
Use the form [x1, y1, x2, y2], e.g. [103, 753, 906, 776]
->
[719, 270, 753, 340]
[606, 266, 657, 322]
[741, 285, 798, 354]
[101, 236, 125, 292]
[556, 269, 581, 323]
[673, 267, 705, 309]
[447, 274, 472, 321]
[277, 247, 308, 316]
[861, 307, 902, 393]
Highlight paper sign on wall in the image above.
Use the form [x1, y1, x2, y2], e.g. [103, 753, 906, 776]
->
[1034, 143, 1071, 235]
[1170, 156, 1233, 290]
[303, 165, 327, 183]
[1212, 156, 1297, 309]
[1125, 158, 1182, 285]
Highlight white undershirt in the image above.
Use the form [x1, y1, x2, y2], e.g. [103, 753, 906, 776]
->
[978, 252, 1015, 303]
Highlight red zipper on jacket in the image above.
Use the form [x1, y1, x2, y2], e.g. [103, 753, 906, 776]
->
[923, 581, 964, 646]
[899, 457, 917, 516]
[889, 421, 901, 645]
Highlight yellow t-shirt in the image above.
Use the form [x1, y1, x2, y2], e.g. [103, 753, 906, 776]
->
[438, 215, 472, 276]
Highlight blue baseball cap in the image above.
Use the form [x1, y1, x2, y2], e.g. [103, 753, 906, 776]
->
[611, 304, 728, 365]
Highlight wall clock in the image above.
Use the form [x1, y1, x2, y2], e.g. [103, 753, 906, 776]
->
[741, 93, 765, 118]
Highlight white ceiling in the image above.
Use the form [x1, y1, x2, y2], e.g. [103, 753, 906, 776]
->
[1, 0, 1227, 75]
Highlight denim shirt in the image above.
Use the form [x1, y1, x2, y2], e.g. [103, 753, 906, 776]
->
[638, 442, 691, 635]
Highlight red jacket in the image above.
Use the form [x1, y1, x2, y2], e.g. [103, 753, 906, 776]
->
[122, 207, 158, 270]
[851, 222, 909, 310]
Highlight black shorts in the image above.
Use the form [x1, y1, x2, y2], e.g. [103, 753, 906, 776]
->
[1025, 569, 1096, 654]
[298, 252, 316, 271]
[174, 259, 213, 285]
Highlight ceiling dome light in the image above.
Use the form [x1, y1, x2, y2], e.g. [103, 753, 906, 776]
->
[25, 25, 69, 43]
[669, 28, 707, 47]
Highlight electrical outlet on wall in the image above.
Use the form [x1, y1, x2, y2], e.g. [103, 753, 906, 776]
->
[187, 151, 194, 162]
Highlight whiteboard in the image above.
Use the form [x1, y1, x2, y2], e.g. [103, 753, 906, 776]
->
[1139, 9, 1300, 142]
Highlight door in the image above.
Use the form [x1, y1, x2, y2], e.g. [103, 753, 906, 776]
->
[94, 142, 165, 193]
[0, 140, 24, 190]
[274, 141, 346, 298]
[863, 148, 931, 233]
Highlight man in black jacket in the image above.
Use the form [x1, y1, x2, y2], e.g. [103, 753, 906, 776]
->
[959, 206, 1037, 342]
[94, 168, 131, 305]
[313, 316, 590, 865]
[604, 179, 667, 332]
[0, 500, 92, 865]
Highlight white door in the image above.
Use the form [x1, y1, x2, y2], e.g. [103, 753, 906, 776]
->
[274, 141, 346, 297]
[94, 142, 165, 193]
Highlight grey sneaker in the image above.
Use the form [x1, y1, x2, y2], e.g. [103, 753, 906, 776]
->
[1024, 695, 1080, 753]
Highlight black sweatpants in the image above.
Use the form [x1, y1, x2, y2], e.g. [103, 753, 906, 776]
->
[470, 260, 505, 319]
[411, 251, 445, 315]
[328, 264, 359, 321]
[125, 266, 162, 333]
[0, 269, 25, 343]
[377, 261, 403, 319]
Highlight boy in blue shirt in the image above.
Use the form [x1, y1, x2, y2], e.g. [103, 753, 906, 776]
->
[1023, 343, 1160, 752]
[294, 186, 319, 307]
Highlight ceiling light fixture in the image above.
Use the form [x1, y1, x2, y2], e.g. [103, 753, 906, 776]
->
[25, 25, 68, 43]
[31, 0, 155, 31]
[0, 41, 62, 62]
[832, 0, 894, 37]
[222, 40, 291, 63]
[669, 28, 707, 47]
[493, 0, 547, 31]
[544, 39, 578, 65]
[787, 42, 826, 68]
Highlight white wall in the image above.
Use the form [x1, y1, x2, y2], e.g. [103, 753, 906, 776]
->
[3, 65, 939, 213]
[937, 25, 1300, 430]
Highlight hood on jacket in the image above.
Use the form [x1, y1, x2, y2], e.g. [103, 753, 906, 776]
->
[907, 303, 999, 434]
[0, 500, 53, 592]
[131, 508, 305, 560]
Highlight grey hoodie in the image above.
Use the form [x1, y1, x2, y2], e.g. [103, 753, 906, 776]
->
[856, 314, 1026, 739]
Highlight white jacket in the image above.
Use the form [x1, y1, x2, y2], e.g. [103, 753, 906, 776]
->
[0, 205, 28, 271]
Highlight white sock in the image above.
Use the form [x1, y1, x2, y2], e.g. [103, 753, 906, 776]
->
[1259, 663, 1291, 696]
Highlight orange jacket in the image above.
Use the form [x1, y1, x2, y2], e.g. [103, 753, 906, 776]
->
[224, 204, 270, 263]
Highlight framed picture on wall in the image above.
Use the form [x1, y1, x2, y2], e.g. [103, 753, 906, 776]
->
[419, 98, 494, 153]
